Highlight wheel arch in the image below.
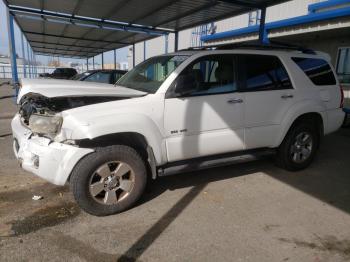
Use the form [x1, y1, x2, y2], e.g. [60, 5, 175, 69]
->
[275, 104, 326, 148]
[76, 131, 159, 179]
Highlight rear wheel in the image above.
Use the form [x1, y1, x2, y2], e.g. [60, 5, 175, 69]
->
[70, 145, 147, 216]
[276, 122, 319, 171]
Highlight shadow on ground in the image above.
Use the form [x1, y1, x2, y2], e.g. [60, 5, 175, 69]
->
[119, 128, 350, 261]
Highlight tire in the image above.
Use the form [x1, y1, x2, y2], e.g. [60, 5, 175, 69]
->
[276, 121, 319, 171]
[70, 145, 147, 216]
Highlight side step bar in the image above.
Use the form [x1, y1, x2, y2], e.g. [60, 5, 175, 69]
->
[158, 148, 275, 177]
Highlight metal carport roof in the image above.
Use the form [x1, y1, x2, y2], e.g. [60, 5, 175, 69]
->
[4, 0, 289, 58]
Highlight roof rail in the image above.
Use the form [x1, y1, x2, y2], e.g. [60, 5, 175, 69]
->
[215, 41, 316, 54]
[181, 41, 316, 54]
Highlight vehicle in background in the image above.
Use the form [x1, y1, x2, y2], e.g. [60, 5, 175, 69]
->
[71, 69, 127, 84]
[39, 68, 77, 79]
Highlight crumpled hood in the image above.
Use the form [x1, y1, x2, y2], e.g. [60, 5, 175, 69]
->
[18, 78, 146, 103]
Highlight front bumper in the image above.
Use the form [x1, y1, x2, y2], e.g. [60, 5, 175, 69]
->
[11, 114, 94, 185]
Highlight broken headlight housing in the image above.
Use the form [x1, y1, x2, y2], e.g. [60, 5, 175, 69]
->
[28, 114, 63, 135]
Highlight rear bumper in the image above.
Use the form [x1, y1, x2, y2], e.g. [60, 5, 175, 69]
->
[325, 108, 346, 135]
[11, 114, 94, 185]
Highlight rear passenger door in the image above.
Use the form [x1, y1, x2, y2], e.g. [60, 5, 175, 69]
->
[237, 54, 295, 149]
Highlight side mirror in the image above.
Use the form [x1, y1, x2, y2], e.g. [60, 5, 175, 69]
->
[174, 73, 197, 96]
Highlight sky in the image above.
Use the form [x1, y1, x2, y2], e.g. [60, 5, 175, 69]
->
[0, 1, 128, 66]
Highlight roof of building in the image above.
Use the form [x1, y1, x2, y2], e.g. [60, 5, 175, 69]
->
[4, 0, 289, 58]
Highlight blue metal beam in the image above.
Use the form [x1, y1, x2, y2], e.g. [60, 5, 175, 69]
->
[26, 41, 32, 78]
[20, 33, 27, 78]
[258, 7, 269, 44]
[144, 41, 146, 61]
[308, 0, 350, 13]
[202, 5, 350, 42]
[31, 51, 35, 77]
[6, 8, 19, 97]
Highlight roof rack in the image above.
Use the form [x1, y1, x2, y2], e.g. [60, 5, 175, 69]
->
[181, 41, 316, 54]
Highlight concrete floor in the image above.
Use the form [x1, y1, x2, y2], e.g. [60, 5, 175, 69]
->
[1, 84, 350, 261]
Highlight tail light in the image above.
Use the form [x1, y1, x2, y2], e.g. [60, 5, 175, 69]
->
[340, 85, 344, 108]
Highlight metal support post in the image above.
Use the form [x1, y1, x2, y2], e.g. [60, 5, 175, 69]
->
[26, 42, 31, 78]
[132, 44, 135, 68]
[258, 7, 269, 44]
[6, 8, 19, 97]
[165, 34, 169, 54]
[174, 31, 179, 51]
[114, 49, 117, 69]
[21, 33, 27, 78]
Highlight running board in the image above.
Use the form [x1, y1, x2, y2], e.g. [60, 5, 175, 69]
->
[158, 149, 275, 177]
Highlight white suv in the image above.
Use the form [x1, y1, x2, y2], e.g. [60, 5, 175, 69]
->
[12, 46, 345, 216]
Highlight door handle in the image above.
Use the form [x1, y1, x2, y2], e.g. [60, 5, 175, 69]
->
[227, 98, 243, 104]
[281, 94, 293, 99]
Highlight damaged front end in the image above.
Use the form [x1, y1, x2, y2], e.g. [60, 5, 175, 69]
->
[18, 93, 129, 139]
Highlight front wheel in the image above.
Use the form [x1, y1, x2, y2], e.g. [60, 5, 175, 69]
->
[70, 145, 147, 216]
[276, 122, 319, 171]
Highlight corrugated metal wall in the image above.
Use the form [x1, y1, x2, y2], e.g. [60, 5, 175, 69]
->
[130, 0, 322, 66]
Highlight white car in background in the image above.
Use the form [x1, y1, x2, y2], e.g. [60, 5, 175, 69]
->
[12, 44, 345, 216]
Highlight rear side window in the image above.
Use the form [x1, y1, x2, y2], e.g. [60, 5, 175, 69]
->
[292, 57, 336, 86]
[238, 55, 293, 92]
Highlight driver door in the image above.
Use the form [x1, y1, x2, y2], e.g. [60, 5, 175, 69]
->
[164, 54, 245, 162]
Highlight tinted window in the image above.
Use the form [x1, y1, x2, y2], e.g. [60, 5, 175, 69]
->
[292, 57, 336, 86]
[239, 55, 292, 91]
[53, 68, 63, 75]
[173, 55, 237, 96]
[84, 71, 112, 84]
[114, 72, 125, 82]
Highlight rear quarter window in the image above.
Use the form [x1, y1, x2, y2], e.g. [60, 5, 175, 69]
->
[292, 57, 336, 86]
[238, 54, 293, 92]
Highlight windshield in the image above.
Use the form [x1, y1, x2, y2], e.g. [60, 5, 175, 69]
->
[116, 55, 190, 93]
